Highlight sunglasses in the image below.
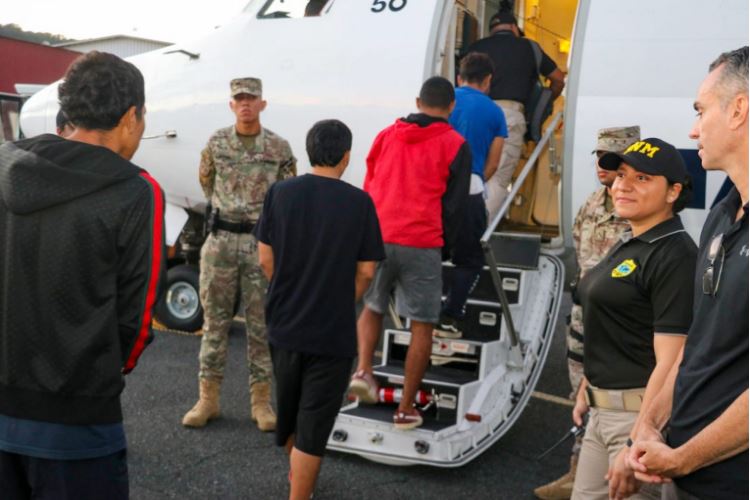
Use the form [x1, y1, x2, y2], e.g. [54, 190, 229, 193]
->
[702, 233, 725, 296]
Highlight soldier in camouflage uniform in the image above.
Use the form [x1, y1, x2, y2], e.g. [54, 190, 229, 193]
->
[182, 77, 296, 432]
[534, 126, 639, 500]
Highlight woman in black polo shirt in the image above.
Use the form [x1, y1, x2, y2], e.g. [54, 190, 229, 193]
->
[570, 138, 698, 500]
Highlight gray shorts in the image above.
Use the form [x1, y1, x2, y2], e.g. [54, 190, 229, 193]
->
[364, 244, 442, 324]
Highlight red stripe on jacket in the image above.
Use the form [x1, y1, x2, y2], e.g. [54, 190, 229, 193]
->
[123, 172, 164, 373]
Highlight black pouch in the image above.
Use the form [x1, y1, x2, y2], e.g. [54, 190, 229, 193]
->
[204, 204, 219, 236]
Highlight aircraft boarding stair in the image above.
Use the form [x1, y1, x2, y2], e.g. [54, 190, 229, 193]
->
[328, 114, 566, 467]
[328, 232, 563, 466]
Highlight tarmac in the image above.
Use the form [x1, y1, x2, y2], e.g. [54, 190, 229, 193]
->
[123, 295, 575, 499]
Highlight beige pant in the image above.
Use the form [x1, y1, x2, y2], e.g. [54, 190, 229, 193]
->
[572, 408, 662, 500]
[485, 100, 525, 224]
[661, 482, 700, 500]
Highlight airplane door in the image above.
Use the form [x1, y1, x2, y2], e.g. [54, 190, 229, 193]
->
[437, 3, 483, 82]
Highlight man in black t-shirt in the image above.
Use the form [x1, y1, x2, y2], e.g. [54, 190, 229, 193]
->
[254, 120, 385, 500]
[628, 47, 749, 500]
[464, 10, 565, 221]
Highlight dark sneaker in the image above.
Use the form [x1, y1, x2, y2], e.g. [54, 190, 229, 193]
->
[393, 407, 423, 430]
[433, 316, 462, 339]
[348, 370, 378, 404]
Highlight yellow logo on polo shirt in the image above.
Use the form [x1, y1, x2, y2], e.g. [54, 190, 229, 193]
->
[612, 259, 638, 278]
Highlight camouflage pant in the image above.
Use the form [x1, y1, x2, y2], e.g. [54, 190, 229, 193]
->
[198, 231, 271, 388]
[568, 304, 585, 461]
[567, 304, 585, 399]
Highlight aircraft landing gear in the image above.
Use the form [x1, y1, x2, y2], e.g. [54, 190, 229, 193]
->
[155, 264, 203, 332]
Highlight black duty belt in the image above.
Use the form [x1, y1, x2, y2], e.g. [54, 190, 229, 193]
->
[215, 218, 255, 234]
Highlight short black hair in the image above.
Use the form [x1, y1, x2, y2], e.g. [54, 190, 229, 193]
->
[306, 119, 352, 167]
[58, 51, 145, 131]
[489, 10, 517, 29]
[459, 52, 495, 84]
[672, 175, 693, 214]
[419, 76, 454, 109]
[55, 109, 69, 129]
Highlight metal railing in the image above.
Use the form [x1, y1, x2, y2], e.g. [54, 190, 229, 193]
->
[480, 111, 563, 348]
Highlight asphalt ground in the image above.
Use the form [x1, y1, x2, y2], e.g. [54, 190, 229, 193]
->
[123, 294, 575, 499]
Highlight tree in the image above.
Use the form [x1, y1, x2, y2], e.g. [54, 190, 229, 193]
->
[0, 24, 75, 45]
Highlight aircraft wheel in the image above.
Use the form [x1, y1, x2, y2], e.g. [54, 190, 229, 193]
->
[155, 264, 203, 332]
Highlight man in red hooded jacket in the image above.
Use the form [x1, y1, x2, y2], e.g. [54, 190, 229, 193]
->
[349, 76, 472, 430]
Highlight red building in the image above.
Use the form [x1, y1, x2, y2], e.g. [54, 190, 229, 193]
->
[0, 36, 80, 94]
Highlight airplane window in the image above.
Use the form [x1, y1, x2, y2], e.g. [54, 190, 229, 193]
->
[0, 98, 21, 143]
[257, 0, 330, 18]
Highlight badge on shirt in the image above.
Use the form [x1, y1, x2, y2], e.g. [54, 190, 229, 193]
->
[611, 259, 637, 278]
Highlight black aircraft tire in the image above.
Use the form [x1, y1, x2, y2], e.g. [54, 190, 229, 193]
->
[155, 265, 203, 332]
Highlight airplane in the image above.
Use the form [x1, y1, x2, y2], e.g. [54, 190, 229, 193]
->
[17, 0, 748, 467]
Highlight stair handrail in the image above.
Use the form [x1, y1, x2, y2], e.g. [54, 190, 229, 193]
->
[479, 111, 563, 348]
[482, 111, 563, 241]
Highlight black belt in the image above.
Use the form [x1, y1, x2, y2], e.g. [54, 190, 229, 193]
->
[215, 218, 255, 234]
[569, 328, 584, 343]
[566, 349, 583, 363]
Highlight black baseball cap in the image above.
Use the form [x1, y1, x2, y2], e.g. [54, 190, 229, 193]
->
[599, 137, 688, 184]
[489, 11, 517, 28]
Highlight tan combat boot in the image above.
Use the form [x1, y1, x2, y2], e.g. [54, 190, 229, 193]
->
[182, 379, 221, 427]
[250, 382, 277, 432]
[533, 455, 577, 500]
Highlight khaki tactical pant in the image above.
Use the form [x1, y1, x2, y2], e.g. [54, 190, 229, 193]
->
[661, 482, 700, 500]
[198, 231, 271, 387]
[572, 408, 662, 500]
[485, 100, 526, 223]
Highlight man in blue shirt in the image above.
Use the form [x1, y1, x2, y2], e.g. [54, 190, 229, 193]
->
[436, 52, 508, 338]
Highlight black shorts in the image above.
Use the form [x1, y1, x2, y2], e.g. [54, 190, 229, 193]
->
[270, 345, 352, 457]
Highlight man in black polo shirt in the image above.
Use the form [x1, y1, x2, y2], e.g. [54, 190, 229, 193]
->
[254, 119, 385, 499]
[464, 10, 565, 221]
[628, 46, 748, 500]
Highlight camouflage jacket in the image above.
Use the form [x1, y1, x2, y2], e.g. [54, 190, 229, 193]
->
[199, 125, 296, 221]
[570, 186, 630, 332]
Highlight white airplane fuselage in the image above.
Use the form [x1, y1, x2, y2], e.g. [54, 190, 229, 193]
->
[22, 0, 452, 228]
[20, 0, 748, 245]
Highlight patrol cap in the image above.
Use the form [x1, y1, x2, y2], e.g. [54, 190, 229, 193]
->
[489, 11, 517, 29]
[593, 126, 640, 154]
[230, 77, 262, 98]
[599, 137, 688, 184]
